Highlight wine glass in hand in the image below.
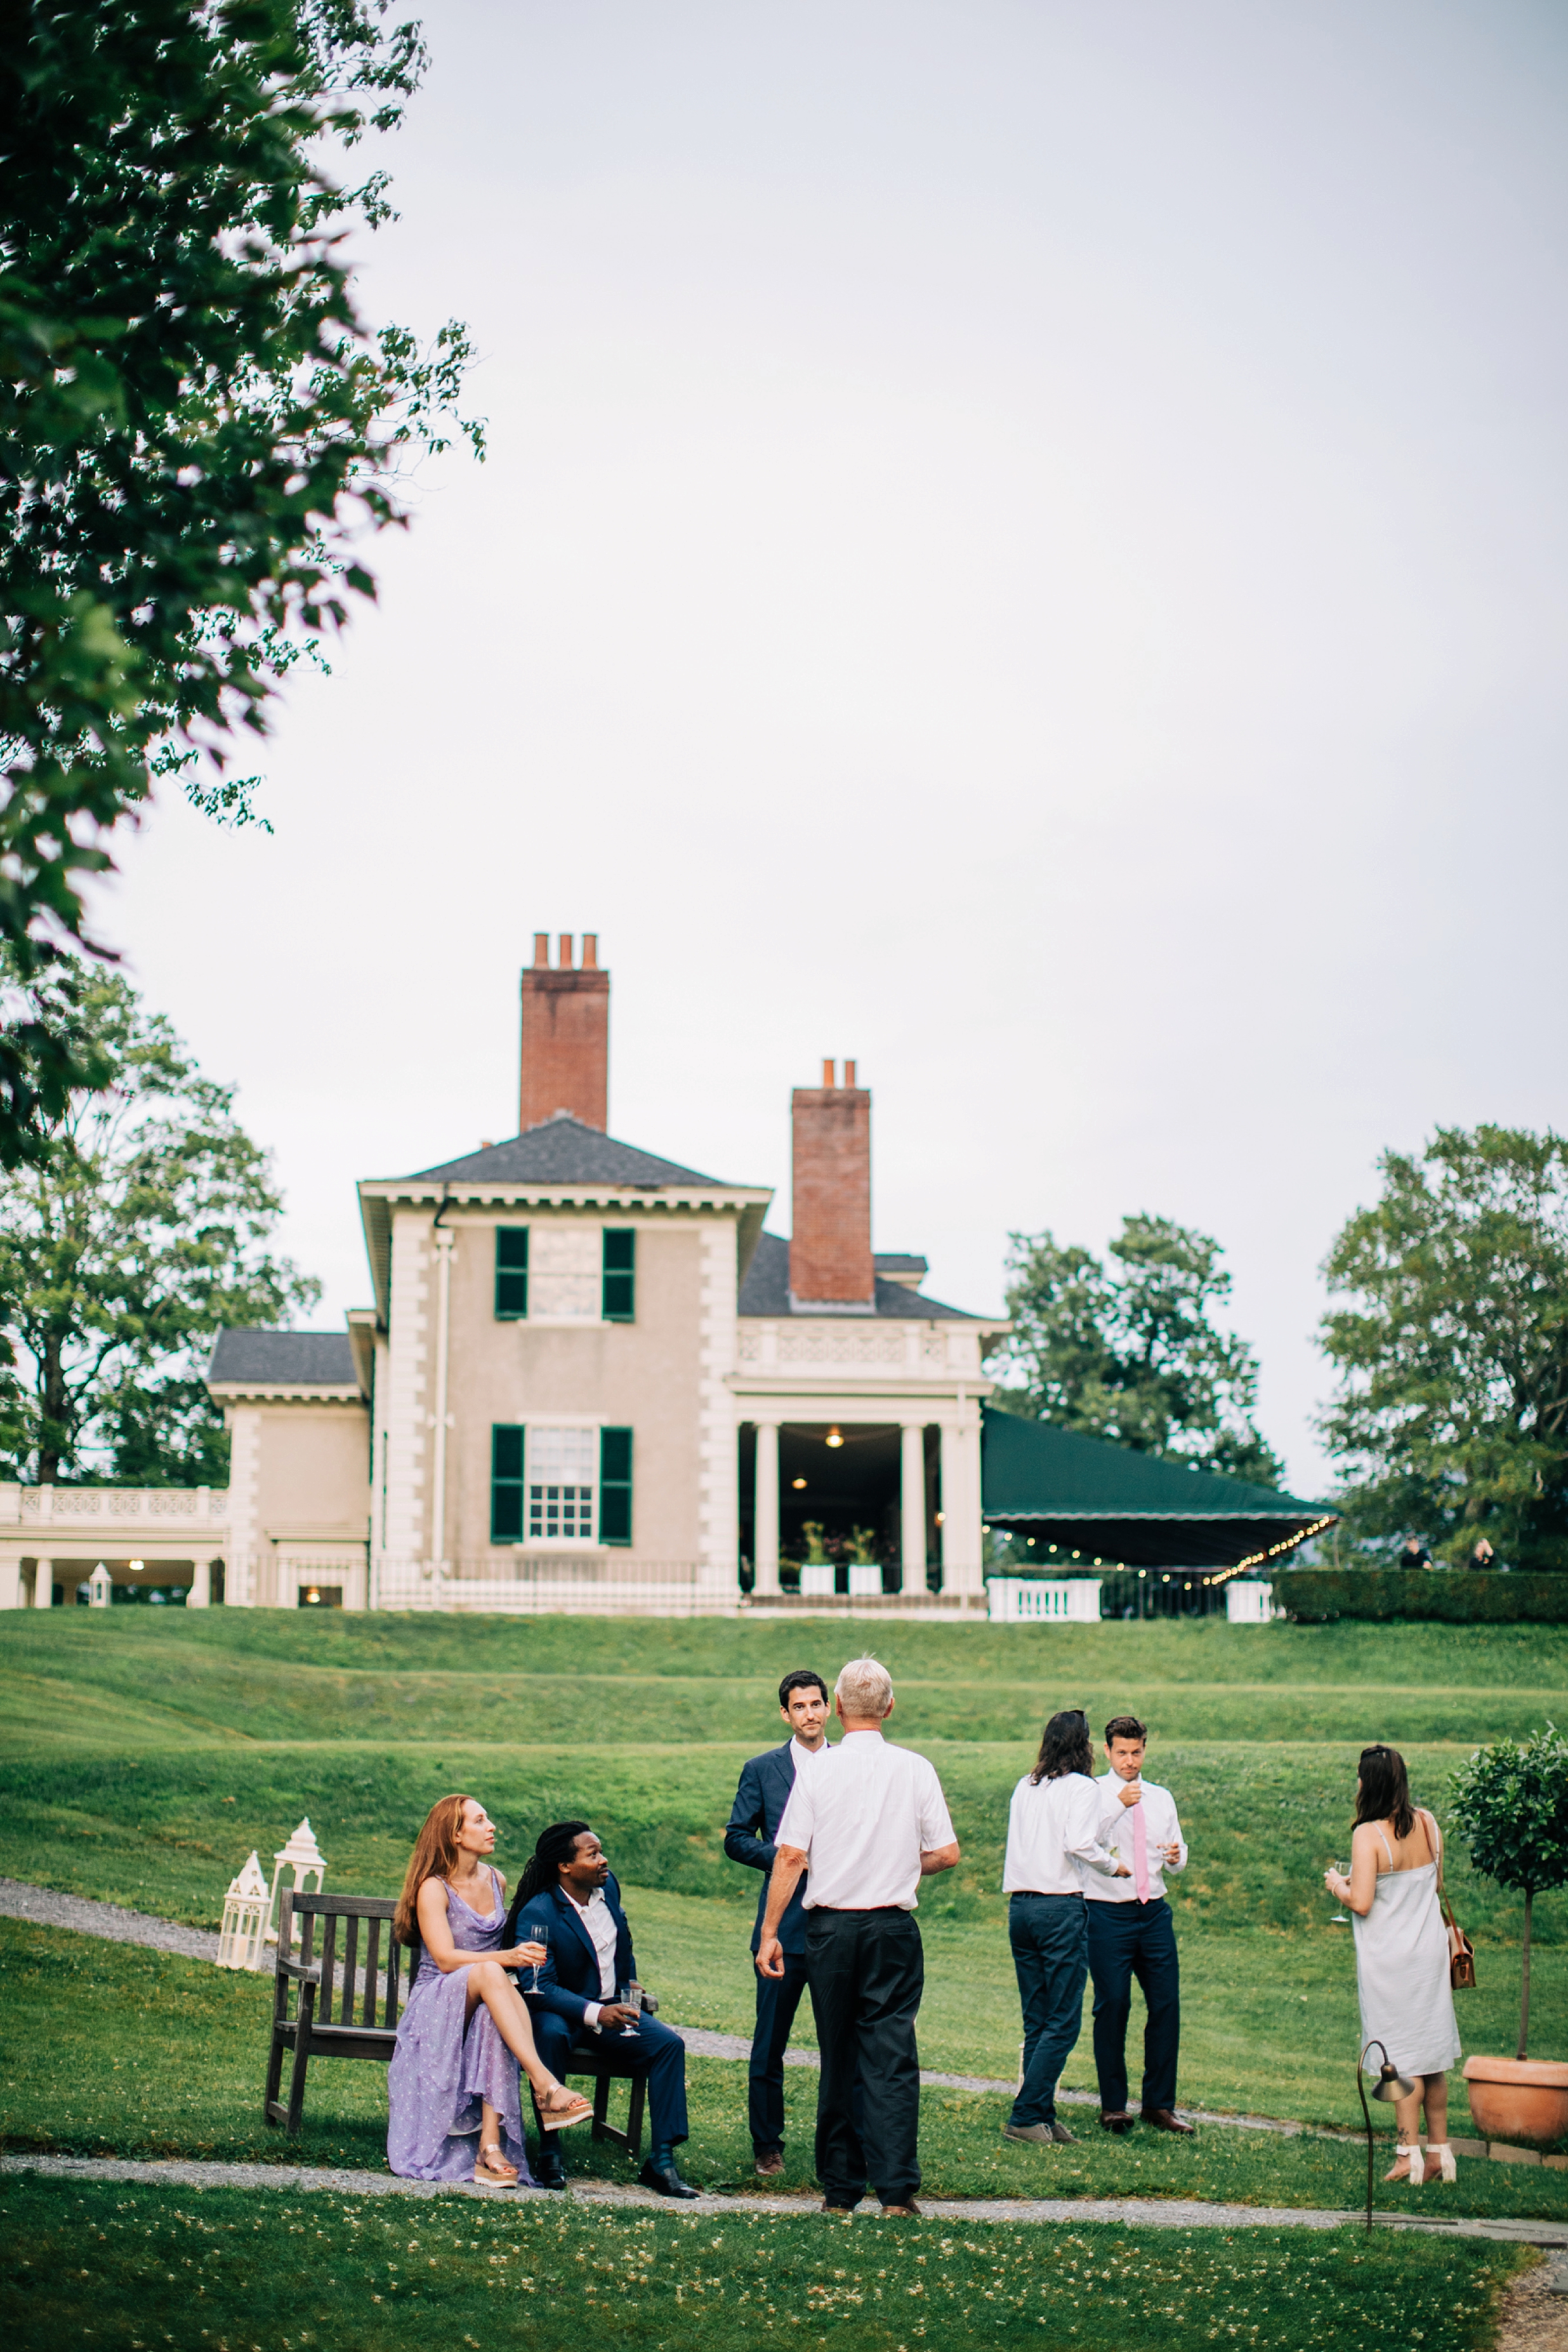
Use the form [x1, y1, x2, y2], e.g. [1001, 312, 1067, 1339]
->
[527, 1922, 550, 1990]
[618, 1981, 642, 2038]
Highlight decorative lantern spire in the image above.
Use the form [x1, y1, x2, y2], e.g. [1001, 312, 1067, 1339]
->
[216, 1851, 270, 1971]
[266, 1817, 327, 1944]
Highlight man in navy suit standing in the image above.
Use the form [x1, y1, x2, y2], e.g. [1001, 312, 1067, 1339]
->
[505, 1821, 697, 2199]
[724, 1667, 832, 2177]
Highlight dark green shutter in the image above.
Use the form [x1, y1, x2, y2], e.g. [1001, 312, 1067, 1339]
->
[492, 1425, 525, 1541]
[599, 1426, 633, 1546]
[495, 1227, 529, 1319]
[602, 1228, 635, 1321]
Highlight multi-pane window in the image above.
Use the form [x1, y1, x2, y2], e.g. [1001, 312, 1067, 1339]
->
[602, 1229, 636, 1320]
[495, 1229, 529, 1318]
[527, 1425, 597, 1542]
[529, 1226, 600, 1318]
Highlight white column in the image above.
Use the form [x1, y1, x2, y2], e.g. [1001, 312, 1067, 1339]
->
[0, 1552, 25, 1608]
[189, 1559, 211, 1608]
[429, 1226, 454, 1576]
[939, 1406, 984, 1597]
[753, 1419, 781, 1596]
[37, 1557, 55, 1606]
[900, 1423, 928, 1592]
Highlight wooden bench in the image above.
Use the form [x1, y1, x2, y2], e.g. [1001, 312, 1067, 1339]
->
[266, 1887, 652, 2162]
[265, 1889, 411, 2134]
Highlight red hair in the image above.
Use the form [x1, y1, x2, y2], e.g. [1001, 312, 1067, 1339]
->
[394, 1792, 477, 1946]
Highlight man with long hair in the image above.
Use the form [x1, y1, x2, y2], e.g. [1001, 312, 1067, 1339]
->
[1084, 1714, 1192, 2137]
[504, 1821, 698, 2199]
[1001, 1709, 1128, 2146]
[758, 1656, 959, 2217]
[724, 1667, 834, 2177]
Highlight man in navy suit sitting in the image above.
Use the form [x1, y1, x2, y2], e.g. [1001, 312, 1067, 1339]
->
[504, 1820, 697, 2199]
[724, 1667, 833, 2177]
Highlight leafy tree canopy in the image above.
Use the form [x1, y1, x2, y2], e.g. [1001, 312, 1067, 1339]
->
[990, 1212, 1285, 1487]
[1447, 1724, 1568, 2057]
[1320, 1127, 1568, 1568]
[1, 0, 481, 1163]
[0, 951, 319, 1484]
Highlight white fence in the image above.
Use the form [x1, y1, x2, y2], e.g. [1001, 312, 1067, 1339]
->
[987, 1577, 1104, 1623]
[1224, 1580, 1274, 1623]
[371, 1557, 738, 1618]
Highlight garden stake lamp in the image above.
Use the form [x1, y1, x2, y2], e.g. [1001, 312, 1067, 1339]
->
[1357, 2039, 1416, 2231]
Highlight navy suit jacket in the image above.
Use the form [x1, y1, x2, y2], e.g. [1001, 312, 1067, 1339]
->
[724, 1740, 815, 1956]
[504, 1874, 637, 2035]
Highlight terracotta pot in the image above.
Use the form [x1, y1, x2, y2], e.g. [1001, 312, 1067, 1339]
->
[1462, 2056, 1568, 2144]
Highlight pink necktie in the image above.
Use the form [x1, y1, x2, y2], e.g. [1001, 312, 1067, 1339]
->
[1133, 1801, 1151, 1902]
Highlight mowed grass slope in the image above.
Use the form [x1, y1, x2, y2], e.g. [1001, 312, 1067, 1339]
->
[1, 1609, 1565, 2151]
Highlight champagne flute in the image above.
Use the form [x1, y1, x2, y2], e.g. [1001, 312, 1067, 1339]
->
[529, 1921, 550, 1990]
[619, 1979, 642, 2038]
[1327, 1863, 1349, 1926]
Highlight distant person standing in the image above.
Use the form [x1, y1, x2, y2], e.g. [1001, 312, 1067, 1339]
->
[758, 1656, 959, 2216]
[1467, 1538, 1497, 1573]
[1084, 1714, 1192, 2137]
[1400, 1536, 1434, 1571]
[1002, 1708, 1129, 2146]
[724, 1667, 833, 2177]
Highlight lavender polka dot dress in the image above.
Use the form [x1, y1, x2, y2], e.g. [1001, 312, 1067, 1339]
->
[386, 1869, 534, 2182]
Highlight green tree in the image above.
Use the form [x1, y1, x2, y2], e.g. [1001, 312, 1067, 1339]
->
[1448, 1726, 1568, 2058]
[0, 953, 319, 1484]
[1, 0, 482, 1165]
[991, 1213, 1284, 1485]
[1319, 1128, 1568, 1567]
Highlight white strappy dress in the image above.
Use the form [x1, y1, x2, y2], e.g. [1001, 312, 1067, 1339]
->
[1350, 1814, 1462, 2079]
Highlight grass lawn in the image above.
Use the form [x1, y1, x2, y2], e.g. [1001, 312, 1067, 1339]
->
[4, 1920, 1567, 2220]
[0, 2173, 1534, 2352]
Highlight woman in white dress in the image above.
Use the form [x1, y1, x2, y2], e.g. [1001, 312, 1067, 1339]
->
[1324, 1744, 1462, 2184]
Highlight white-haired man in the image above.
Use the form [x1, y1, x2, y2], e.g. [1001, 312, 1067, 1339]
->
[758, 1655, 959, 2216]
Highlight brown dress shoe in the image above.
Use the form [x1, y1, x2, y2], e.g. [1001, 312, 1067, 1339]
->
[1142, 2108, 1194, 2136]
[754, 2150, 785, 2177]
[1099, 2111, 1135, 2134]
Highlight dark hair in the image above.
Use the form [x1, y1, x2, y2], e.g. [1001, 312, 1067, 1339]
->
[1030, 1709, 1093, 1785]
[779, 1669, 829, 1709]
[1355, 1746, 1414, 1840]
[1104, 1715, 1147, 1747]
[513, 1820, 593, 1913]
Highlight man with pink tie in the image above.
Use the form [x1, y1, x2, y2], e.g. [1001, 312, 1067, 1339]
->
[1084, 1714, 1193, 2138]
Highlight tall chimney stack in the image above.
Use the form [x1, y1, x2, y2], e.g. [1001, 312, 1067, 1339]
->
[518, 934, 609, 1132]
[789, 1060, 874, 1309]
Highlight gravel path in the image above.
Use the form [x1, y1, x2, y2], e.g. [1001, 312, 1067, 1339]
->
[0, 1877, 220, 1962]
[6, 2152, 1567, 2249]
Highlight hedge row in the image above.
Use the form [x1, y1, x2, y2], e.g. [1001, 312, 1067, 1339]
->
[1280, 1568, 1568, 1623]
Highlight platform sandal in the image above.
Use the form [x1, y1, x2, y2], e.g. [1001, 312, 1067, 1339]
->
[537, 2087, 594, 2132]
[1425, 2143, 1457, 2183]
[473, 2143, 519, 2184]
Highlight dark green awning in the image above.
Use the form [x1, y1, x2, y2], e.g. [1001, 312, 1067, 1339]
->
[980, 1405, 1334, 1573]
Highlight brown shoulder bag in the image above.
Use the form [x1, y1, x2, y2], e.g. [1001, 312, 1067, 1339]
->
[1427, 1809, 1476, 1991]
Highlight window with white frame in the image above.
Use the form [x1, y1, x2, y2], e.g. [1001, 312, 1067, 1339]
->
[527, 1425, 598, 1542]
[528, 1225, 601, 1318]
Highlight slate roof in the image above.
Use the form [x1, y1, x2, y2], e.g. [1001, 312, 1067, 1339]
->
[208, 1330, 359, 1387]
[411, 1116, 728, 1189]
[737, 1229, 984, 1321]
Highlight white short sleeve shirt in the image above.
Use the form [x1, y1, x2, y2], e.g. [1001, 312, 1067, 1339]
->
[775, 1729, 956, 1912]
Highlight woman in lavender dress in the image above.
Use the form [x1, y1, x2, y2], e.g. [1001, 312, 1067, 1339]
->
[388, 1794, 591, 2183]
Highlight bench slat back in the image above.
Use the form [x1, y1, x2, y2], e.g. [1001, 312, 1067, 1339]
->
[277, 1889, 412, 2034]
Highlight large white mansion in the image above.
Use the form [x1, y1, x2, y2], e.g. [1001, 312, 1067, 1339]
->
[1, 938, 1006, 1615]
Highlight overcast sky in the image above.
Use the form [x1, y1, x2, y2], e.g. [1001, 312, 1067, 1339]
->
[95, 0, 1568, 1496]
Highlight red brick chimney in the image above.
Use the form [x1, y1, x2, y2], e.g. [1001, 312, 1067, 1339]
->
[519, 934, 609, 1132]
[789, 1059, 874, 1309]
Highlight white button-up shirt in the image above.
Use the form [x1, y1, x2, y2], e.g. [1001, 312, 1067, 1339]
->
[775, 1729, 955, 1912]
[1083, 1772, 1189, 1905]
[1003, 1769, 1122, 1895]
[564, 1886, 619, 2025]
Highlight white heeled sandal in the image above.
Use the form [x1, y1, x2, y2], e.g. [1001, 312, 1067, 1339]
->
[1388, 2143, 1426, 2184]
[1426, 2143, 1457, 2183]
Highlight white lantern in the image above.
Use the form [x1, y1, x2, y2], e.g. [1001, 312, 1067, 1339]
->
[216, 1851, 270, 1971]
[265, 1816, 327, 1943]
[86, 1562, 112, 1609]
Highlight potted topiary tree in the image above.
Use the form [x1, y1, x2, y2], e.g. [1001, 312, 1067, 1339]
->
[798, 1521, 835, 1599]
[1449, 1724, 1568, 2142]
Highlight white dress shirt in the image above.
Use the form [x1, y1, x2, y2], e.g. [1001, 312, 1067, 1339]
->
[565, 1886, 619, 2026]
[775, 1728, 956, 1912]
[1003, 1769, 1122, 1894]
[1083, 1772, 1189, 1905]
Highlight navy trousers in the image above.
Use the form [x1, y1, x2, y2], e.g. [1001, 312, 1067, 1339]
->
[749, 1950, 810, 2152]
[1007, 1893, 1088, 2129]
[805, 1906, 924, 2209]
[531, 2011, 689, 2151]
[1085, 1897, 1180, 2116]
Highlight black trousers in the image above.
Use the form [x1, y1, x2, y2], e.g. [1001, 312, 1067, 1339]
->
[749, 1949, 810, 2152]
[1085, 1897, 1180, 2116]
[805, 1906, 923, 2208]
[1007, 1893, 1088, 2128]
